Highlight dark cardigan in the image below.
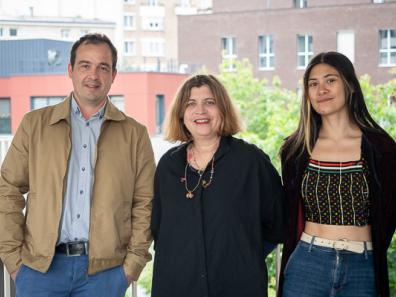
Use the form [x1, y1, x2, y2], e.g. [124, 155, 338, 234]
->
[279, 130, 396, 297]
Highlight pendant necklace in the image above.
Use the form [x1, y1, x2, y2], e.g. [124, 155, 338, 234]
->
[184, 150, 215, 199]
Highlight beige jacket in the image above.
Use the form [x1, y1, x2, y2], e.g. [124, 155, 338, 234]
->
[0, 95, 155, 279]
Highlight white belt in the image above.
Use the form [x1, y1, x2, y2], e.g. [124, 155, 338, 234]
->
[301, 232, 373, 254]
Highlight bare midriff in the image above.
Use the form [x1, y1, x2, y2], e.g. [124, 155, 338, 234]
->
[304, 221, 372, 241]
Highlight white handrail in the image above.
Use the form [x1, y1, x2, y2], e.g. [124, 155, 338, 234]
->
[131, 281, 138, 297]
[3, 269, 11, 297]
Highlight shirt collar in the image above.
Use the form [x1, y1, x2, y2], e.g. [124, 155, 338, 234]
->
[49, 92, 126, 125]
[71, 94, 107, 120]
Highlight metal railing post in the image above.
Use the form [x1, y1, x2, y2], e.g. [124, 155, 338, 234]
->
[131, 281, 138, 297]
[275, 244, 282, 292]
[3, 268, 11, 297]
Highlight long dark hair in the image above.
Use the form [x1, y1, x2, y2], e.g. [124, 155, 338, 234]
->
[280, 51, 385, 162]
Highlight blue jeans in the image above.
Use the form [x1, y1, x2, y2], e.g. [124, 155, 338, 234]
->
[15, 253, 129, 297]
[283, 240, 376, 297]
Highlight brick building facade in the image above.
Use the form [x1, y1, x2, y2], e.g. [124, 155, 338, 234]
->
[178, 0, 396, 90]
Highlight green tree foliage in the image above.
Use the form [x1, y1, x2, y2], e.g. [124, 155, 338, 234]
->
[219, 59, 299, 170]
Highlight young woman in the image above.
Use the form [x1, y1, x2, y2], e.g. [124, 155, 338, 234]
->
[151, 74, 285, 297]
[279, 52, 396, 297]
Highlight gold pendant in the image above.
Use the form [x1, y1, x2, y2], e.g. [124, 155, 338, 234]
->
[186, 192, 194, 199]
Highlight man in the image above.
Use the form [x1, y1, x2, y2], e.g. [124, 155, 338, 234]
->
[0, 33, 155, 296]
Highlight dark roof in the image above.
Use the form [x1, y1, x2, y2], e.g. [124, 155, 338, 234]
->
[0, 39, 72, 76]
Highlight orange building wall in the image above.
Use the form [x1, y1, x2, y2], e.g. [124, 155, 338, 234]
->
[0, 72, 187, 135]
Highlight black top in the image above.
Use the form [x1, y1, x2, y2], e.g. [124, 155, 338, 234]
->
[279, 130, 396, 297]
[151, 136, 285, 297]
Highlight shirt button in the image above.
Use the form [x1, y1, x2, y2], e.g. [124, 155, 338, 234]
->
[83, 144, 87, 149]
[86, 122, 90, 126]
[74, 237, 78, 241]
[82, 167, 85, 171]
[201, 274, 206, 278]
[80, 190, 83, 194]
[77, 214, 80, 219]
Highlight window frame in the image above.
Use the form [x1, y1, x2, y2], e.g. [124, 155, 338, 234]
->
[123, 14, 136, 30]
[124, 40, 136, 56]
[221, 36, 237, 71]
[379, 29, 396, 67]
[294, 0, 307, 8]
[297, 34, 313, 69]
[155, 94, 165, 134]
[141, 38, 165, 57]
[0, 98, 11, 135]
[9, 28, 18, 37]
[258, 35, 275, 71]
[109, 95, 125, 112]
[147, 0, 159, 6]
[30, 96, 64, 111]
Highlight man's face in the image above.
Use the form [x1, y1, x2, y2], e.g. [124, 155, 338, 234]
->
[68, 42, 117, 107]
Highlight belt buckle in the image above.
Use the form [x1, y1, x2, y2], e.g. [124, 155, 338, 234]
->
[333, 238, 348, 251]
[65, 241, 88, 257]
[65, 243, 79, 257]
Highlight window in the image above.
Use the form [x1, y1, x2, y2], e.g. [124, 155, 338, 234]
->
[0, 28, 3, 37]
[294, 0, 307, 8]
[110, 96, 125, 112]
[156, 95, 165, 134]
[297, 34, 313, 69]
[373, 0, 384, 3]
[142, 39, 165, 57]
[124, 40, 136, 55]
[221, 37, 237, 71]
[258, 35, 275, 70]
[147, 0, 159, 6]
[180, 0, 190, 7]
[0, 98, 11, 134]
[9, 28, 17, 36]
[61, 29, 70, 38]
[31, 97, 63, 110]
[379, 29, 396, 66]
[124, 14, 135, 29]
[124, 0, 135, 3]
[337, 30, 355, 63]
[142, 17, 164, 31]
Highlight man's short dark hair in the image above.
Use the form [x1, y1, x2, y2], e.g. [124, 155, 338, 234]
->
[70, 33, 118, 71]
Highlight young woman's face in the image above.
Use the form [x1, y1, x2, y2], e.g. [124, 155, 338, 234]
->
[307, 63, 347, 117]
